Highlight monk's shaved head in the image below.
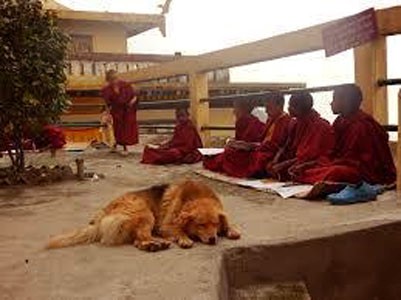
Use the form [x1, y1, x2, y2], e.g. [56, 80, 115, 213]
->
[175, 107, 190, 124]
[234, 100, 255, 113]
[233, 100, 255, 119]
[332, 84, 363, 115]
[288, 92, 314, 117]
[265, 92, 285, 117]
[105, 69, 118, 83]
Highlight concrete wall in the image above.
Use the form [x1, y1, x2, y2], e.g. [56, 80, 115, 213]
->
[59, 20, 127, 53]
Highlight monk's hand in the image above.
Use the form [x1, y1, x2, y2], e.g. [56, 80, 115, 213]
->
[288, 161, 316, 178]
[128, 96, 137, 107]
[229, 141, 253, 151]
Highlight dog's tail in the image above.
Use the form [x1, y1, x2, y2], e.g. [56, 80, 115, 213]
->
[46, 225, 100, 249]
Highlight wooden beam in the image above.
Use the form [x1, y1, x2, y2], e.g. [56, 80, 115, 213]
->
[188, 73, 210, 146]
[376, 6, 401, 35]
[354, 37, 388, 124]
[119, 6, 401, 84]
[120, 21, 334, 82]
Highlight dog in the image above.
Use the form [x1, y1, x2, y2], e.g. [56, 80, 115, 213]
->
[46, 180, 240, 251]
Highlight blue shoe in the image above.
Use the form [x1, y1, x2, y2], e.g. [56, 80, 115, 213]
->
[327, 184, 377, 205]
[359, 181, 385, 195]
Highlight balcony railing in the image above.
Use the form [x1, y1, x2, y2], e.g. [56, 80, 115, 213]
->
[65, 52, 230, 86]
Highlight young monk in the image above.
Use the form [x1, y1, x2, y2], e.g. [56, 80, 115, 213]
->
[268, 92, 334, 181]
[204, 93, 291, 178]
[231, 100, 265, 143]
[295, 84, 396, 186]
[101, 70, 138, 156]
[141, 108, 203, 165]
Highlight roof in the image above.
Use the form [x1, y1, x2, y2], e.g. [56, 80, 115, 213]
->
[54, 9, 165, 38]
[42, 0, 71, 10]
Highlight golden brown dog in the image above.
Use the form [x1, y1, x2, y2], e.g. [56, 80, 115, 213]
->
[46, 180, 240, 251]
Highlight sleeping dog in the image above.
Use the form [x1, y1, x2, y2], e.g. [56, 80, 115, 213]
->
[46, 180, 240, 251]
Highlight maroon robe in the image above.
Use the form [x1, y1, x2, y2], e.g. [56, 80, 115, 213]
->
[275, 110, 335, 181]
[296, 110, 396, 185]
[101, 80, 138, 146]
[204, 113, 291, 178]
[141, 120, 203, 165]
[235, 114, 265, 142]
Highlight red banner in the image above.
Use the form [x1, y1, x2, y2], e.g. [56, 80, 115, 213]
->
[322, 8, 379, 57]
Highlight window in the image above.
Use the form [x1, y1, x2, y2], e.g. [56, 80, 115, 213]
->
[70, 35, 93, 53]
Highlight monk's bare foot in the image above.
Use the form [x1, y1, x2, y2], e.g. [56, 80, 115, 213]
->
[302, 182, 345, 200]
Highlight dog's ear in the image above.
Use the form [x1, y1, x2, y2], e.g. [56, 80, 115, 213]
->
[175, 211, 193, 227]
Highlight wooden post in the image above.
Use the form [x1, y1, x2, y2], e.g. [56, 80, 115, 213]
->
[188, 73, 210, 146]
[354, 36, 388, 124]
[397, 89, 401, 191]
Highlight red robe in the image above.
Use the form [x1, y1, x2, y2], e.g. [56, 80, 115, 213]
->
[276, 110, 335, 181]
[296, 110, 396, 185]
[235, 114, 265, 142]
[204, 113, 291, 178]
[141, 120, 203, 165]
[101, 80, 138, 146]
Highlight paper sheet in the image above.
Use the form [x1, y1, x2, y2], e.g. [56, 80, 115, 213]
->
[195, 169, 313, 199]
[198, 148, 225, 156]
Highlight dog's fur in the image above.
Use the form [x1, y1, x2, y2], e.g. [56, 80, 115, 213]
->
[46, 180, 240, 251]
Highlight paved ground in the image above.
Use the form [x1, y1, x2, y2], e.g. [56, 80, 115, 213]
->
[1, 148, 401, 300]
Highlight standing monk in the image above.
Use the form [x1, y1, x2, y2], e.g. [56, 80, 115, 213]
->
[141, 108, 203, 165]
[295, 84, 396, 186]
[204, 93, 291, 178]
[101, 70, 138, 156]
[269, 92, 334, 181]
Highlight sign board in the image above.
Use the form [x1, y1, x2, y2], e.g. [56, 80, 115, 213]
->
[322, 8, 379, 57]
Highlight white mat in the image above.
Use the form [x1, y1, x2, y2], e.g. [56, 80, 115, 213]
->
[194, 169, 313, 199]
[198, 148, 225, 156]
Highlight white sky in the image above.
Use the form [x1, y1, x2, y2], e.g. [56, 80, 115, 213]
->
[59, 0, 401, 124]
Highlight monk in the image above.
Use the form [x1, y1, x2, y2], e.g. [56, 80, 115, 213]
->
[231, 100, 265, 143]
[269, 92, 334, 181]
[295, 84, 396, 186]
[101, 70, 138, 156]
[141, 108, 203, 165]
[204, 93, 291, 178]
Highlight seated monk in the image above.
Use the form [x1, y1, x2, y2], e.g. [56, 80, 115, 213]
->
[204, 93, 291, 178]
[295, 84, 396, 187]
[141, 108, 203, 165]
[231, 100, 265, 143]
[269, 92, 334, 181]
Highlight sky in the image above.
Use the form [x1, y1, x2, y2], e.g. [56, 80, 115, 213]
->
[58, 0, 401, 125]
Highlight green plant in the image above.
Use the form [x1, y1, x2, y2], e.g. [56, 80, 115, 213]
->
[0, 0, 70, 171]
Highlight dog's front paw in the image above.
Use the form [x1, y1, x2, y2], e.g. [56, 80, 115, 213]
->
[226, 227, 241, 240]
[177, 236, 194, 249]
[135, 239, 171, 252]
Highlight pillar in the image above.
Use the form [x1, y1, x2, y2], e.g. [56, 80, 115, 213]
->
[188, 72, 210, 146]
[354, 36, 388, 124]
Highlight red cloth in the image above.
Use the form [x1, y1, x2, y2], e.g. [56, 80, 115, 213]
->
[235, 114, 265, 142]
[0, 125, 66, 151]
[141, 120, 203, 165]
[204, 113, 291, 178]
[34, 125, 66, 150]
[101, 80, 138, 146]
[296, 110, 396, 185]
[276, 110, 335, 181]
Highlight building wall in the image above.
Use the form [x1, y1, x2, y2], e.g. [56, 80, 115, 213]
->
[59, 20, 127, 53]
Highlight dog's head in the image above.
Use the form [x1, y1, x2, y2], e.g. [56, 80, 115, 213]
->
[175, 199, 225, 245]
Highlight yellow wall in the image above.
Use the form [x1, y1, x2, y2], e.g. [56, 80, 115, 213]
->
[59, 20, 127, 53]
